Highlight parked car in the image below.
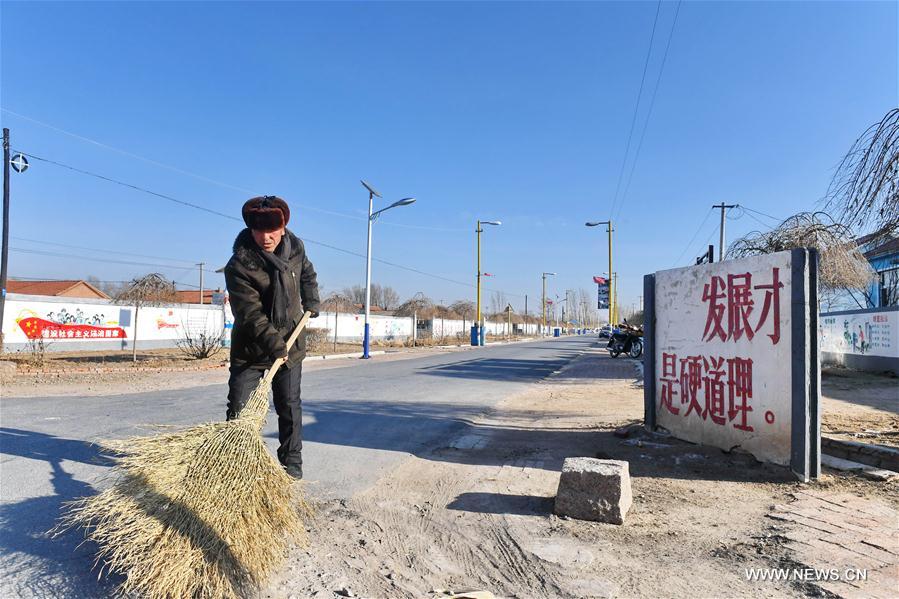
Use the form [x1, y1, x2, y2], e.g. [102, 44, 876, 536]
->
[598, 325, 613, 339]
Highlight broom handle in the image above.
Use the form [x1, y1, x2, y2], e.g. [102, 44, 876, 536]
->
[263, 311, 312, 385]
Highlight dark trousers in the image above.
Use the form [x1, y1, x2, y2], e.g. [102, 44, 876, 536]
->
[227, 363, 303, 468]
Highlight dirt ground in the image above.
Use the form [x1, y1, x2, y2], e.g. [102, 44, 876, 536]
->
[262, 348, 898, 599]
[820, 367, 899, 448]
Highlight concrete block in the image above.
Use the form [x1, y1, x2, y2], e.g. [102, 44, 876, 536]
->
[554, 457, 632, 524]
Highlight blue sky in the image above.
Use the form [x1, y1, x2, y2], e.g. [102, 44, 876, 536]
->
[1, 1, 896, 317]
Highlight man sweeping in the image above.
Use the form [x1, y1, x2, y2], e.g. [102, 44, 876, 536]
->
[225, 196, 320, 480]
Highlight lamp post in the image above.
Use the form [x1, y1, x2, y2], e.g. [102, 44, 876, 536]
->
[542, 271, 556, 336]
[586, 220, 614, 325]
[473, 219, 501, 346]
[602, 270, 618, 326]
[361, 180, 415, 359]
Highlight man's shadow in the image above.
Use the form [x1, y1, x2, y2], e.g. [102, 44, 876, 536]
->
[0, 427, 121, 598]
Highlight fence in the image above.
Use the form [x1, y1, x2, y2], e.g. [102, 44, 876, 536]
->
[820, 306, 898, 375]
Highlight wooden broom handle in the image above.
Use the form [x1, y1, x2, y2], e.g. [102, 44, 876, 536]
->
[263, 311, 312, 385]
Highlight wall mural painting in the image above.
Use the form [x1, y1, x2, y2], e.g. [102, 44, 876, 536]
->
[16, 308, 127, 340]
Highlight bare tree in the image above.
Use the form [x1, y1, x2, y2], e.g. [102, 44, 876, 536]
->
[727, 212, 875, 301]
[321, 292, 357, 313]
[86, 275, 125, 298]
[340, 283, 399, 310]
[114, 273, 178, 362]
[379, 286, 400, 310]
[342, 285, 366, 306]
[394, 292, 436, 318]
[449, 300, 476, 321]
[489, 291, 508, 318]
[825, 108, 899, 242]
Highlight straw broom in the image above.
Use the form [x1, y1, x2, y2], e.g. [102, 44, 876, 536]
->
[59, 312, 314, 599]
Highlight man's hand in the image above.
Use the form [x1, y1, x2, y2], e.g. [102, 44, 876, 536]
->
[310, 310, 320, 318]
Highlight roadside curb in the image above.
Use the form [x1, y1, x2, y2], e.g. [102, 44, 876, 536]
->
[822, 436, 899, 471]
[6, 335, 583, 377]
[304, 350, 387, 361]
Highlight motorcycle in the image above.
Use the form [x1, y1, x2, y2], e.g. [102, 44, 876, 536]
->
[607, 326, 643, 359]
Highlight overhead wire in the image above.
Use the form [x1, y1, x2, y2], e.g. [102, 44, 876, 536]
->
[614, 0, 683, 222]
[12, 236, 207, 266]
[741, 209, 776, 231]
[740, 205, 782, 223]
[3, 109, 467, 232]
[10, 247, 207, 271]
[671, 206, 714, 266]
[607, 0, 662, 221]
[11, 150, 523, 298]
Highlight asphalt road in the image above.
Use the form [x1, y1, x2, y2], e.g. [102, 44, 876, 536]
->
[0, 335, 597, 598]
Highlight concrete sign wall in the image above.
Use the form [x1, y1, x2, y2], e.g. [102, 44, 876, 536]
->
[643, 249, 820, 480]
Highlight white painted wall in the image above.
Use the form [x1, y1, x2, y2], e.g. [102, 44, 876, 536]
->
[820, 309, 897, 358]
[2, 294, 225, 352]
[2, 295, 539, 352]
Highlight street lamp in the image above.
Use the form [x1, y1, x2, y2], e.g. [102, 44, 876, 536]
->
[361, 180, 415, 359]
[586, 220, 614, 325]
[542, 271, 556, 336]
[473, 219, 501, 346]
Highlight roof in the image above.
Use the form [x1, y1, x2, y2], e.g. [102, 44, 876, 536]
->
[173, 289, 223, 304]
[864, 237, 899, 261]
[7, 279, 110, 299]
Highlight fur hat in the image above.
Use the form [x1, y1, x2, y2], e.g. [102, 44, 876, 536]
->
[242, 196, 290, 231]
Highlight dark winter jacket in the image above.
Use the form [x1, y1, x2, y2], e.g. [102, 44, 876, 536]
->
[224, 228, 320, 369]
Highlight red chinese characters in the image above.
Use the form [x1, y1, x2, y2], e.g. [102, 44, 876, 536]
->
[660, 352, 757, 432]
[701, 267, 784, 344]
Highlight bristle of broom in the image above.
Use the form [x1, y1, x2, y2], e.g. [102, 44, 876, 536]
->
[58, 375, 311, 599]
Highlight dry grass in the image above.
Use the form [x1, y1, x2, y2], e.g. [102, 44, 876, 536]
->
[58, 373, 310, 599]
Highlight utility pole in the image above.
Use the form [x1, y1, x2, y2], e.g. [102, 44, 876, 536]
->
[714, 203, 737, 260]
[541, 272, 555, 335]
[0, 128, 10, 352]
[197, 262, 205, 304]
[473, 219, 501, 346]
[542, 276, 546, 334]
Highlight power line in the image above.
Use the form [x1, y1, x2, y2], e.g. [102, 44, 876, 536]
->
[738, 208, 777, 232]
[11, 151, 523, 298]
[740, 205, 782, 223]
[10, 247, 214, 271]
[614, 0, 683, 222]
[17, 150, 243, 221]
[672, 206, 714, 266]
[607, 0, 662, 220]
[3, 109, 466, 232]
[2, 108, 260, 195]
[12, 236, 207, 266]
[9, 274, 210, 290]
